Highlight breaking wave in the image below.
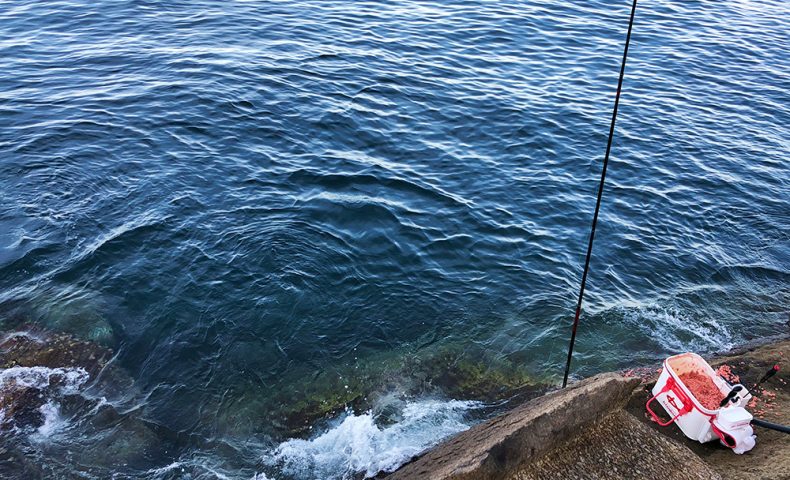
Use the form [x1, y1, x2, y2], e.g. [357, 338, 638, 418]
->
[0, 365, 89, 393]
[265, 398, 483, 480]
[0, 366, 90, 439]
[621, 304, 734, 353]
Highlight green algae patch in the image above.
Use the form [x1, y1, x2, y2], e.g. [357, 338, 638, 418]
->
[265, 356, 401, 436]
[278, 379, 367, 434]
[405, 347, 546, 402]
[267, 344, 549, 437]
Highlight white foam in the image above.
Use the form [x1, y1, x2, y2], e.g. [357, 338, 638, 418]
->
[146, 457, 240, 480]
[266, 399, 482, 480]
[622, 304, 733, 352]
[34, 401, 62, 438]
[146, 461, 186, 477]
[0, 366, 89, 393]
[0, 366, 89, 439]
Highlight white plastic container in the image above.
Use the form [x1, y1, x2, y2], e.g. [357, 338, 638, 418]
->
[646, 352, 754, 452]
[713, 407, 755, 454]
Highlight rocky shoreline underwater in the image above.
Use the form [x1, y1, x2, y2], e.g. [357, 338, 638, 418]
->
[2, 308, 787, 480]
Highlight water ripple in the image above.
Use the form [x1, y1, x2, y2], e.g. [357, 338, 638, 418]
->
[0, 0, 788, 478]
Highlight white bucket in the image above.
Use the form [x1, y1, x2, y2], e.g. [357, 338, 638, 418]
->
[646, 352, 753, 451]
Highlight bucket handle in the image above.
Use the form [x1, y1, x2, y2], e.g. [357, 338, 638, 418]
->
[646, 377, 692, 427]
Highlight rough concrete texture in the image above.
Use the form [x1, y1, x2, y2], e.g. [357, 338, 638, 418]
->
[388, 373, 640, 480]
[626, 339, 790, 480]
[511, 411, 721, 480]
[390, 338, 790, 480]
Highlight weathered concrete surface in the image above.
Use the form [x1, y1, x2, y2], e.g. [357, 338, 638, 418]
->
[390, 337, 790, 480]
[388, 373, 640, 480]
[626, 339, 790, 480]
[511, 411, 720, 480]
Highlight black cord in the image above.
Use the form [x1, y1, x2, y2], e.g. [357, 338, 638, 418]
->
[562, 0, 638, 388]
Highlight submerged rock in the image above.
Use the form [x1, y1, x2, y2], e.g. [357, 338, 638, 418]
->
[0, 384, 47, 430]
[405, 348, 546, 402]
[80, 405, 163, 469]
[0, 328, 167, 473]
[0, 285, 117, 347]
[0, 330, 102, 432]
[265, 346, 547, 437]
[0, 330, 112, 376]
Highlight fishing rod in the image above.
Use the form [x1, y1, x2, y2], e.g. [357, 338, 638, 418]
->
[562, 0, 638, 388]
[718, 365, 789, 434]
[719, 365, 780, 407]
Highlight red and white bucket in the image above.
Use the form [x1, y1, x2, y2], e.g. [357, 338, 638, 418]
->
[646, 352, 755, 453]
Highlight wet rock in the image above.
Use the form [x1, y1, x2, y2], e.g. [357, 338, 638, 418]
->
[268, 347, 546, 438]
[0, 330, 112, 377]
[267, 370, 373, 437]
[404, 348, 545, 402]
[0, 364, 90, 433]
[0, 384, 46, 430]
[0, 330, 109, 433]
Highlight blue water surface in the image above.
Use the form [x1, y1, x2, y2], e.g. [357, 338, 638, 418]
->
[0, 0, 788, 478]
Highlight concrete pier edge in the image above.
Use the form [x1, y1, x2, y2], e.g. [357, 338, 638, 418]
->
[389, 373, 640, 479]
[389, 336, 790, 480]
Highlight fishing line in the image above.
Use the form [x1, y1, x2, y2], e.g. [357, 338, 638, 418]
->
[562, 0, 638, 388]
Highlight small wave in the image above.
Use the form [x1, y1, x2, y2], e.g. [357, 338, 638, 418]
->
[144, 455, 261, 480]
[71, 211, 170, 265]
[32, 400, 63, 438]
[0, 365, 89, 392]
[265, 398, 482, 480]
[0, 366, 89, 439]
[621, 304, 734, 353]
[146, 461, 188, 478]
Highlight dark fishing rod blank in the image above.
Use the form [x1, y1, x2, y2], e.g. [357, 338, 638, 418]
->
[750, 364, 780, 393]
[562, 0, 639, 388]
[751, 418, 790, 434]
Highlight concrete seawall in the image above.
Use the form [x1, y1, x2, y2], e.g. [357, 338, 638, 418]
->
[389, 373, 639, 479]
[389, 338, 790, 480]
